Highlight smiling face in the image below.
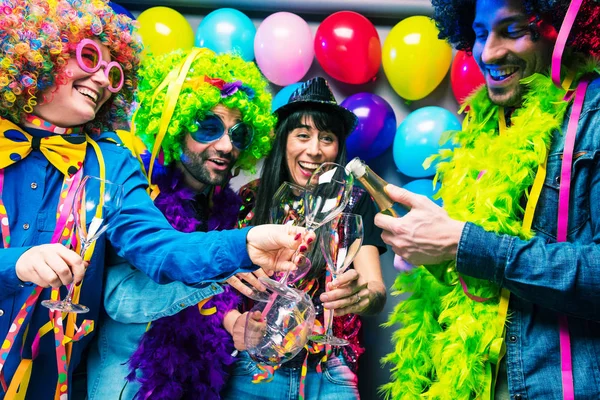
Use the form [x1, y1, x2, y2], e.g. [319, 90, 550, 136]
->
[29, 40, 114, 128]
[472, 0, 555, 106]
[178, 104, 241, 192]
[285, 115, 339, 187]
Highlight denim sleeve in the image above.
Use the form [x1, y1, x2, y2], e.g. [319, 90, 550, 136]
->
[103, 261, 224, 324]
[0, 247, 32, 299]
[457, 222, 600, 320]
[102, 149, 255, 285]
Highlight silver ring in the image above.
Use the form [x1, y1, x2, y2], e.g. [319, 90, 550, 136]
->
[356, 294, 361, 303]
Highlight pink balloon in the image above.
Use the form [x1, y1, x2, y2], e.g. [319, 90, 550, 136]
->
[254, 12, 314, 86]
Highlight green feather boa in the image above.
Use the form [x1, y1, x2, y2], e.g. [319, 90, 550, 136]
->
[381, 72, 576, 400]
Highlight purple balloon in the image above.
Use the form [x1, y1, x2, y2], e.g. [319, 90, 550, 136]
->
[341, 93, 396, 161]
[393, 254, 415, 272]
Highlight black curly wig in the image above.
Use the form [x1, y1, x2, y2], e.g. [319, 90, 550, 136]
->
[431, 0, 600, 57]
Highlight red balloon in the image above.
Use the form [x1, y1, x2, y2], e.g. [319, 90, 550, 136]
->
[450, 51, 485, 105]
[314, 11, 381, 85]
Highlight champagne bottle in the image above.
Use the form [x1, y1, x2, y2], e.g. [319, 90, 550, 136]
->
[345, 157, 408, 217]
[346, 157, 449, 282]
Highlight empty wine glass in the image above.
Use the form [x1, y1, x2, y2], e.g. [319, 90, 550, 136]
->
[244, 182, 308, 302]
[309, 212, 363, 346]
[245, 289, 315, 367]
[260, 162, 354, 297]
[269, 181, 306, 227]
[42, 176, 123, 313]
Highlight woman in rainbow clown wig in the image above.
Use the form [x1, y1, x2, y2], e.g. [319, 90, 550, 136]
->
[0, 1, 311, 398]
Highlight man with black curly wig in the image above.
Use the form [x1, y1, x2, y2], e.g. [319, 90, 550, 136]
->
[374, 0, 600, 399]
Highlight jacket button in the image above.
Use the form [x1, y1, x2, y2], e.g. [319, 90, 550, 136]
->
[179, 303, 186, 308]
[509, 335, 517, 343]
[30, 182, 38, 189]
[23, 223, 30, 230]
[0, 309, 3, 316]
[514, 395, 523, 400]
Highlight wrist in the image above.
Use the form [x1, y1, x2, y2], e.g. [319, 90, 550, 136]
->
[362, 282, 386, 316]
[223, 310, 241, 335]
[448, 220, 467, 258]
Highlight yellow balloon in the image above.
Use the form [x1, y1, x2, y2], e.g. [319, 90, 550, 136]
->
[137, 7, 194, 59]
[382, 16, 452, 101]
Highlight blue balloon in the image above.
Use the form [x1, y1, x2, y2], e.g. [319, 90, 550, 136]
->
[404, 179, 442, 206]
[195, 8, 256, 61]
[341, 93, 396, 161]
[271, 83, 303, 113]
[393, 106, 461, 178]
[108, 2, 135, 19]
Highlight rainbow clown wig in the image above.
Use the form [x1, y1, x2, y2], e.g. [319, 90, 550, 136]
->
[0, 0, 141, 134]
[133, 48, 276, 173]
[432, 0, 600, 58]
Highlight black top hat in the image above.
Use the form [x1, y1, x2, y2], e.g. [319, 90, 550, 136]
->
[274, 77, 358, 135]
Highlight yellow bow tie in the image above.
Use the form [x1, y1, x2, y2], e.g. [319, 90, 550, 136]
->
[0, 118, 87, 177]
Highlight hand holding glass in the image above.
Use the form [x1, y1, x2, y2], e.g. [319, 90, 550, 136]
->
[42, 176, 123, 313]
[243, 182, 307, 302]
[309, 212, 363, 346]
[260, 162, 354, 297]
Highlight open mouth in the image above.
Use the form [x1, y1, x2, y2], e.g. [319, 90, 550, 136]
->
[75, 86, 99, 103]
[298, 161, 321, 176]
[488, 67, 518, 82]
[208, 158, 229, 169]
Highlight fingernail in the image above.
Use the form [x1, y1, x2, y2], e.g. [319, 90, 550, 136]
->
[306, 237, 314, 245]
[299, 245, 307, 252]
[75, 280, 82, 287]
[321, 294, 329, 302]
[294, 233, 302, 241]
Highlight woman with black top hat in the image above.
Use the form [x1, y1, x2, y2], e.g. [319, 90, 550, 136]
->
[221, 77, 387, 400]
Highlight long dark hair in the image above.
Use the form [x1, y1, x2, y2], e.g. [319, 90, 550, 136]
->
[251, 104, 349, 281]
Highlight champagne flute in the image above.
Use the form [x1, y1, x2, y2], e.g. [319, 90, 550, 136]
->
[245, 181, 307, 302]
[309, 212, 363, 346]
[260, 162, 354, 298]
[269, 182, 313, 284]
[42, 176, 123, 313]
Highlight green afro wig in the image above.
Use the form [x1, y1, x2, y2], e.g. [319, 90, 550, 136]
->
[133, 48, 276, 172]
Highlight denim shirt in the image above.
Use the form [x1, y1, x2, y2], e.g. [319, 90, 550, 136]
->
[0, 129, 254, 399]
[457, 76, 600, 399]
[87, 249, 223, 399]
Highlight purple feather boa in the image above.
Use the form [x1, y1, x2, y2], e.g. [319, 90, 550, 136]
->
[127, 160, 242, 399]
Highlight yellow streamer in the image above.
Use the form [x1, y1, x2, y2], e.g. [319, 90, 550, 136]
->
[198, 297, 217, 316]
[490, 111, 548, 399]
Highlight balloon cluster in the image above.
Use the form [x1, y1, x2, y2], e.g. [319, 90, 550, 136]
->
[115, 3, 485, 205]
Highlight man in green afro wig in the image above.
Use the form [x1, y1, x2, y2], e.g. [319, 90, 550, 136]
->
[86, 48, 289, 399]
[133, 47, 276, 177]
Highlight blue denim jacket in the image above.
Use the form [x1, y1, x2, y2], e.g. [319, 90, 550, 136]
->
[0, 129, 254, 399]
[87, 251, 224, 400]
[457, 76, 600, 398]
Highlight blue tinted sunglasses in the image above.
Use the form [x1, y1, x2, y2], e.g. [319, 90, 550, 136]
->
[191, 112, 254, 151]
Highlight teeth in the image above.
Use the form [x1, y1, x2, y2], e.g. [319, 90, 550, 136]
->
[76, 87, 98, 102]
[211, 159, 225, 166]
[299, 162, 320, 170]
[489, 67, 517, 80]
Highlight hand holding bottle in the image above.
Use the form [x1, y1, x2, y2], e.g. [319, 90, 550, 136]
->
[374, 183, 465, 266]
